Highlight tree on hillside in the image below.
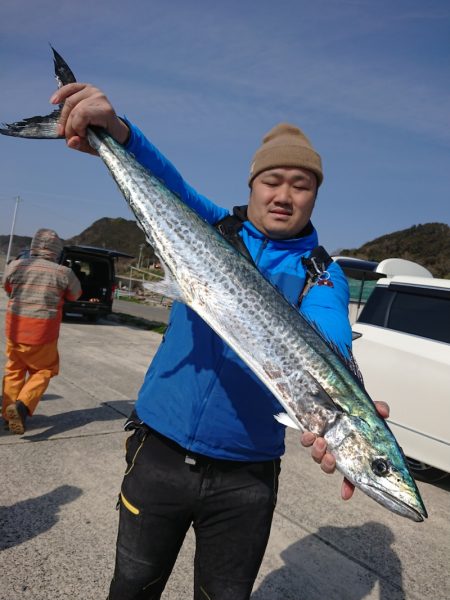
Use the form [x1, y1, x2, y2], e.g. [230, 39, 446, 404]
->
[339, 223, 450, 279]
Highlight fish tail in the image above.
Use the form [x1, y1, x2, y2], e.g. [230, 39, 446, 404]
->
[0, 109, 62, 139]
[51, 45, 77, 88]
[0, 46, 76, 140]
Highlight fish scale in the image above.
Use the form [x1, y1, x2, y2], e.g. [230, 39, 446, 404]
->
[0, 47, 427, 522]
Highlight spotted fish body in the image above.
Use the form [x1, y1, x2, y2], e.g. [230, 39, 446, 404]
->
[0, 48, 427, 522]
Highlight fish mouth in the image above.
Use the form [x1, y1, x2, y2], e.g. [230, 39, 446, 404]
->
[365, 485, 427, 522]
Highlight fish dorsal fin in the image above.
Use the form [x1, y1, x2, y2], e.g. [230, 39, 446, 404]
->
[341, 346, 364, 385]
[304, 316, 365, 387]
[327, 341, 365, 386]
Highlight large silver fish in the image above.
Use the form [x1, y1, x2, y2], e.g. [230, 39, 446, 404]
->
[0, 48, 427, 522]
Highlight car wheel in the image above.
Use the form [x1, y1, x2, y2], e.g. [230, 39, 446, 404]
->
[407, 458, 449, 484]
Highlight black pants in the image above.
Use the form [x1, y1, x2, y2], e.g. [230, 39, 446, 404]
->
[108, 425, 281, 600]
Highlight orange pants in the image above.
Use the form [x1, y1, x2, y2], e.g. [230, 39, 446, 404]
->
[2, 338, 59, 419]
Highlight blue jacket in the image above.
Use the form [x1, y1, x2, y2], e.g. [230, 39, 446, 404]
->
[126, 123, 352, 461]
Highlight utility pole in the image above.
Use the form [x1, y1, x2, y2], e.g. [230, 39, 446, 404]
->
[138, 243, 145, 270]
[5, 196, 21, 265]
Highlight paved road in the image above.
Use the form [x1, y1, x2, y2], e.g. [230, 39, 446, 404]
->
[113, 297, 170, 324]
[1, 291, 449, 599]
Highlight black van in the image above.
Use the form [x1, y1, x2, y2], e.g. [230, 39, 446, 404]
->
[61, 245, 134, 322]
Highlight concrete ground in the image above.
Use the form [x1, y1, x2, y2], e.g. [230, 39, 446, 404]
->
[112, 297, 170, 324]
[0, 291, 449, 600]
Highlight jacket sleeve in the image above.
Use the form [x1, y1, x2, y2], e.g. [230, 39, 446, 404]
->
[3, 278, 12, 296]
[300, 261, 352, 357]
[2, 260, 17, 296]
[65, 270, 82, 301]
[123, 120, 228, 225]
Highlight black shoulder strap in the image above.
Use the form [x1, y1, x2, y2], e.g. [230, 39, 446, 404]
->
[298, 245, 333, 306]
[214, 208, 333, 306]
[214, 206, 254, 264]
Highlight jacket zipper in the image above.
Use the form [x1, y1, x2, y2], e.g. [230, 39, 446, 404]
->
[255, 238, 268, 266]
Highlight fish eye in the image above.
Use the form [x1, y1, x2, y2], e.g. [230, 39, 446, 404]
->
[372, 458, 390, 477]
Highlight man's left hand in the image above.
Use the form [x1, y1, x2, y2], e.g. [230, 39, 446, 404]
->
[300, 401, 390, 500]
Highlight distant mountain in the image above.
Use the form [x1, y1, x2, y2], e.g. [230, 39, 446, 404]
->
[339, 223, 450, 279]
[0, 217, 154, 267]
[65, 217, 154, 261]
[0, 234, 33, 258]
[2, 219, 449, 278]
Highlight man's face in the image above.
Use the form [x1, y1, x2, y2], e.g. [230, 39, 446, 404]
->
[247, 167, 317, 239]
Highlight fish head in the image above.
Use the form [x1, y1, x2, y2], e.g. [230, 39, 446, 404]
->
[329, 414, 428, 522]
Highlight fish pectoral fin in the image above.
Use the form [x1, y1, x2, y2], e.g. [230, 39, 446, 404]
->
[143, 273, 184, 302]
[304, 370, 343, 413]
[274, 413, 301, 430]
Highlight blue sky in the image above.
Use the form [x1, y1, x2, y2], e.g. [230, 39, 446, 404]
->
[1, 0, 449, 253]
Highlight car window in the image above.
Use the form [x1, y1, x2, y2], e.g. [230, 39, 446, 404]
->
[347, 277, 378, 303]
[388, 291, 450, 343]
[357, 288, 394, 327]
[71, 260, 90, 281]
[358, 286, 450, 344]
[87, 259, 111, 283]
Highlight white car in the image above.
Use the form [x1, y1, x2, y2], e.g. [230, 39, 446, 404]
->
[351, 275, 450, 482]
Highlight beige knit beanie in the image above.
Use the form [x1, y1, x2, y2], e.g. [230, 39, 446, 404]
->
[248, 123, 323, 187]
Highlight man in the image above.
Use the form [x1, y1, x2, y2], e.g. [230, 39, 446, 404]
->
[51, 83, 389, 600]
[2, 228, 81, 434]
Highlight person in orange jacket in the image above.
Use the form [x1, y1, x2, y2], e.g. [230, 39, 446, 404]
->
[2, 228, 81, 434]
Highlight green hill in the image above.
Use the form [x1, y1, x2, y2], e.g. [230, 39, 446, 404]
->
[65, 217, 154, 261]
[0, 218, 154, 271]
[2, 220, 449, 278]
[64, 217, 155, 274]
[0, 234, 33, 258]
[339, 223, 450, 279]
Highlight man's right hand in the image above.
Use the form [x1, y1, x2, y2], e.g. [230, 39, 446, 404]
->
[49, 84, 130, 155]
